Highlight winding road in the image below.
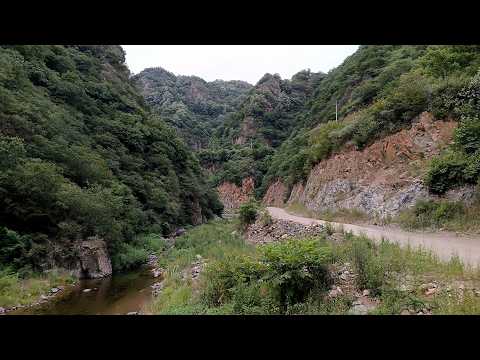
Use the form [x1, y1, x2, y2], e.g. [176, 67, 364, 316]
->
[267, 207, 480, 267]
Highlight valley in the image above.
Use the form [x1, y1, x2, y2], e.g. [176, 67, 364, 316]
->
[2, 45, 480, 315]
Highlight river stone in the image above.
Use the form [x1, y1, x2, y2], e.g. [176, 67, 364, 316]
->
[79, 237, 112, 279]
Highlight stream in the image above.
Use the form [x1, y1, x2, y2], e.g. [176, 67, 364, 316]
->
[11, 268, 159, 315]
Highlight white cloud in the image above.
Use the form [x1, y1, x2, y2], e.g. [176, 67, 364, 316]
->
[122, 45, 359, 84]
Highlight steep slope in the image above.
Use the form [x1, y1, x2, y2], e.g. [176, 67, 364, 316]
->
[0, 45, 223, 273]
[261, 45, 480, 219]
[263, 112, 471, 216]
[200, 70, 324, 188]
[133, 67, 252, 149]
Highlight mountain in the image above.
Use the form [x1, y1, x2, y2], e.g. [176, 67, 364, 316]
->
[0, 45, 223, 273]
[260, 45, 480, 218]
[133, 67, 252, 149]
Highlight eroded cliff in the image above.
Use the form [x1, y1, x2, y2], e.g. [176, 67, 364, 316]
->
[263, 113, 474, 218]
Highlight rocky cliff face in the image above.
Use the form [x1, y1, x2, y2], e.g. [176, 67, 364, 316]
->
[263, 113, 470, 218]
[217, 177, 255, 211]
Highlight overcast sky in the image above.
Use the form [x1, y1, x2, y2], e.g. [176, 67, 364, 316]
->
[122, 45, 359, 84]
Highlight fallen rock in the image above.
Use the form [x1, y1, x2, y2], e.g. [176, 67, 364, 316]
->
[83, 288, 92, 293]
[50, 287, 60, 294]
[362, 289, 371, 297]
[174, 228, 186, 237]
[79, 237, 112, 279]
[151, 281, 165, 296]
[152, 268, 163, 278]
[40, 295, 49, 300]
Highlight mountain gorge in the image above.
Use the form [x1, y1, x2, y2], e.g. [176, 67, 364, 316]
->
[133, 67, 252, 150]
[2, 44, 480, 315]
[2, 44, 480, 282]
[136, 45, 480, 222]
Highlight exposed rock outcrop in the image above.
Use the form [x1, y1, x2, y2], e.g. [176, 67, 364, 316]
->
[262, 180, 288, 207]
[217, 177, 255, 211]
[78, 237, 112, 279]
[263, 113, 466, 218]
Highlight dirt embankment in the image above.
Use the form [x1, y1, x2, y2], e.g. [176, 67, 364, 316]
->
[263, 113, 474, 218]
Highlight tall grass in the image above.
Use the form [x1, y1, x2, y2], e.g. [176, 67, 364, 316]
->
[0, 267, 74, 308]
[145, 219, 480, 315]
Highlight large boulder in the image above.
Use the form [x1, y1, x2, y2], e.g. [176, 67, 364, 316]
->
[78, 237, 112, 279]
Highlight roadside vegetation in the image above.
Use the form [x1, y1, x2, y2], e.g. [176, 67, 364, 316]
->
[397, 197, 480, 234]
[286, 202, 371, 225]
[144, 218, 480, 315]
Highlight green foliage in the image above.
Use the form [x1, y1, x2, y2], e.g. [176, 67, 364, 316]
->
[307, 121, 346, 165]
[346, 235, 386, 294]
[425, 151, 470, 194]
[420, 45, 480, 79]
[111, 242, 149, 272]
[133, 67, 252, 150]
[201, 238, 332, 313]
[426, 70, 480, 193]
[260, 46, 480, 194]
[201, 253, 266, 307]
[454, 117, 480, 154]
[260, 239, 332, 310]
[0, 267, 74, 308]
[0, 137, 26, 170]
[398, 199, 466, 231]
[0, 45, 222, 272]
[0, 227, 33, 271]
[238, 199, 259, 227]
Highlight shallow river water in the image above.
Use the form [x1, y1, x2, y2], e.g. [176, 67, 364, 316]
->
[12, 269, 158, 315]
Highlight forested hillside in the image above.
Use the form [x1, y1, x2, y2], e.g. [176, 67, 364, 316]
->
[136, 69, 324, 188]
[0, 45, 223, 274]
[133, 67, 252, 149]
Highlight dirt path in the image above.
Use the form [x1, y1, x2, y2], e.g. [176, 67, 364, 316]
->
[267, 207, 480, 267]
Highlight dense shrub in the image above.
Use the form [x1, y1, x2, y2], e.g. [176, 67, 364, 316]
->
[425, 151, 470, 194]
[260, 239, 332, 310]
[238, 200, 259, 228]
[200, 237, 332, 314]
[454, 117, 480, 154]
[201, 254, 266, 307]
[398, 199, 465, 230]
[0, 227, 33, 271]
